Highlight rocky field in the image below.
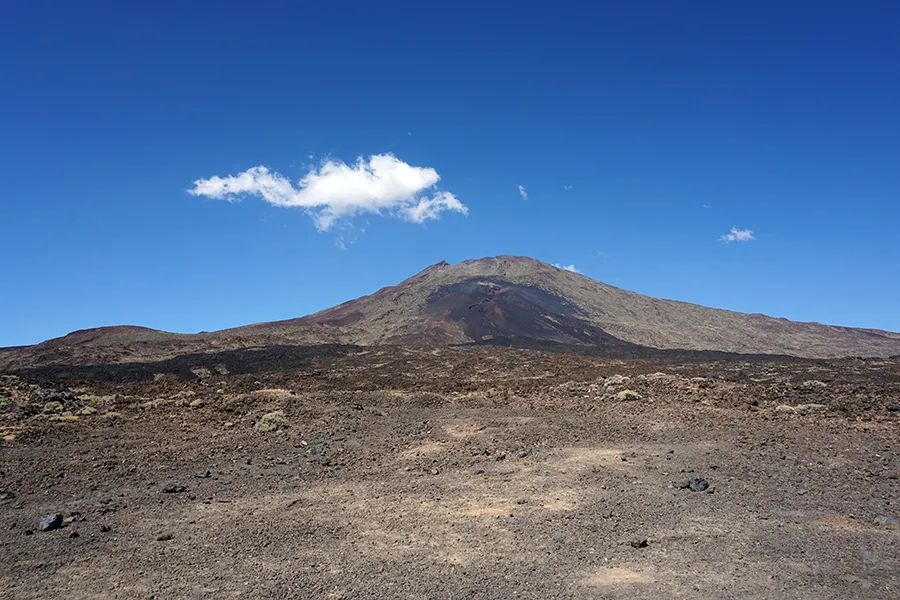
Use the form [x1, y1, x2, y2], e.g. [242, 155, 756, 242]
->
[1, 345, 899, 598]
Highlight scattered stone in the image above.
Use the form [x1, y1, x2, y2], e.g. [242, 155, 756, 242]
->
[100, 525, 112, 533]
[775, 405, 796, 414]
[163, 485, 187, 494]
[188, 399, 204, 408]
[62, 514, 79, 526]
[0, 491, 15, 502]
[77, 406, 98, 416]
[616, 390, 642, 401]
[601, 511, 614, 519]
[678, 477, 709, 492]
[102, 411, 122, 418]
[515, 499, 528, 505]
[194, 471, 212, 479]
[887, 405, 900, 412]
[224, 421, 235, 428]
[69, 531, 79, 539]
[679, 467, 694, 473]
[156, 533, 174, 541]
[494, 452, 507, 461]
[42, 401, 64, 413]
[630, 537, 648, 548]
[254, 411, 289, 432]
[474, 469, 485, 475]
[38, 513, 63, 532]
[794, 403, 827, 415]
[621, 451, 637, 461]
[430, 469, 440, 475]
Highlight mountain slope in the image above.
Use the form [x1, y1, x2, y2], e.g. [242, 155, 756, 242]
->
[3, 255, 899, 369]
[287, 255, 900, 357]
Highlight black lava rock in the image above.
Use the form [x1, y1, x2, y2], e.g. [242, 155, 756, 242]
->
[689, 477, 710, 492]
[678, 477, 710, 492]
[163, 485, 187, 494]
[38, 513, 63, 532]
[630, 537, 649, 548]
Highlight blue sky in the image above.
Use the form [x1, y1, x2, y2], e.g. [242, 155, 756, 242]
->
[1, 1, 899, 346]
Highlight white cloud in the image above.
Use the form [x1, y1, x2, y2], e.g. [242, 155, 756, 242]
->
[563, 185, 572, 191]
[719, 226, 755, 242]
[553, 263, 580, 273]
[518, 185, 528, 200]
[189, 153, 467, 232]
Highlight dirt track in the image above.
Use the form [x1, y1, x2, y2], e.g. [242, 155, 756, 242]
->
[2, 346, 899, 598]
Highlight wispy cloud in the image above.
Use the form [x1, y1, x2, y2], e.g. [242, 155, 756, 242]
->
[719, 227, 755, 242]
[518, 185, 528, 200]
[563, 185, 572, 191]
[189, 153, 467, 232]
[553, 263, 580, 273]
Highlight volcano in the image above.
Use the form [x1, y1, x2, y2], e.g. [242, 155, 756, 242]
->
[3, 255, 900, 370]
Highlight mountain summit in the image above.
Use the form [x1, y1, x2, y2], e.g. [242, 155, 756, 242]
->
[290, 255, 900, 357]
[3, 256, 899, 369]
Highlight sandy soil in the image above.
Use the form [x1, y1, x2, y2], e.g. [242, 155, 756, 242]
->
[1, 346, 898, 598]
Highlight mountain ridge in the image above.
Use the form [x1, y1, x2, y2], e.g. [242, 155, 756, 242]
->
[2, 255, 899, 369]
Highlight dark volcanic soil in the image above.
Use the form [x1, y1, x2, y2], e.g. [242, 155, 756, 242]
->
[1, 346, 899, 599]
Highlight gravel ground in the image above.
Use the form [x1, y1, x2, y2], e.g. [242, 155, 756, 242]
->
[1, 346, 898, 599]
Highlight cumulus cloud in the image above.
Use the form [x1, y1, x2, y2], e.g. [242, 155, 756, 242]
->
[553, 263, 580, 273]
[719, 227, 755, 242]
[518, 185, 528, 200]
[189, 153, 467, 231]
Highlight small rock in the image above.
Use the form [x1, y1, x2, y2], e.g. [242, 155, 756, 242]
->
[38, 513, 63, 532]
[188, 399, 204, 408]
[69, 531, 79, 539]
[887, 405, 900, 412]
[194, 471, 212, 479]
[515, 499, 527, 505]
[601, 511, 614, 519]
[774, 405, 796, 414]
[163, 485, 187, 494]
[494, 452, 506, 461]
[430, 469, 440, 475]
[630, 537, 648, 548]
[690, 477, 710, 492]
[100, 525, 112, 533]
[0, 491, 15, 502]
[678, 477, 709, 492]
[616, 390, 642, 401]
[474, 469, 485, 475]
[794, 403, 827, 415]
[77, 406, 98, 416]
[224, 421, 235, 428]
[42, 401, 64, 413]
[156, 533, 174, 541]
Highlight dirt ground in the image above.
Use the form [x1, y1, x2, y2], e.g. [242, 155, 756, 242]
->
[1, 346, 899, 599]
